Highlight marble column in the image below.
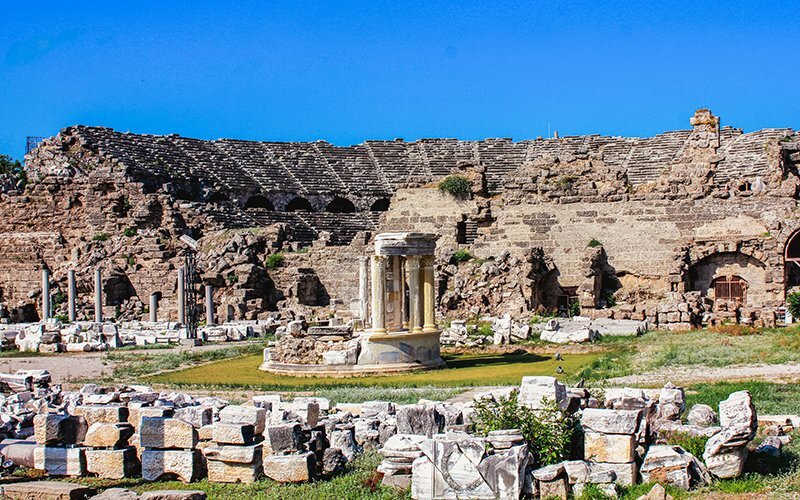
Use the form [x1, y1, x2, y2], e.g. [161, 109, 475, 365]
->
[400, 258, 408, 329]
[149, 293, 158, 322]
[177, 267, 186, 324]
[205, 285, 214, 326]
[422, 256, 436, 332]
[358, 256, 369, 321]
[67, 269, 77, 322]
[94, 268, 103, 323]
[370, 255, 387, 333]
[41, 269, 50, 321]
[407, 256, 423, 333]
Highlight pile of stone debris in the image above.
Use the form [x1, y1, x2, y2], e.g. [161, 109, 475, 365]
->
[440, 315, 645, 346]
[0, 371, 790, 499]
[0, 319, 269, 353]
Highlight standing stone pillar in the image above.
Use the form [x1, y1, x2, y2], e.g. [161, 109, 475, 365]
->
[205, 285, 214, 326]
[370, 255, 387, 333]
[41, 269, 50, 321]
[389, 255, 403, 330]
[94, 268, 103, 323]
[177, 267, 186, 324]
[407, 256, 423, 333]
[67, 269, 77, 322]
[400, 258, 408, 329]
[149, 293, 158, 322]
[422, 256, 436, 332]
[358, 257, 369, 321]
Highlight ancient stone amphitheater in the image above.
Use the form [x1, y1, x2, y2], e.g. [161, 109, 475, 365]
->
[3, 109, 800, 329]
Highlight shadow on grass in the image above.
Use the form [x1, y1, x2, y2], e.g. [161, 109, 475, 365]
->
[442, 352, 550, 368]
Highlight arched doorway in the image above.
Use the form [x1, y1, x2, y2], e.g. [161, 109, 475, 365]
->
[286, 197, 313, 212]
[785, 230, 800, 295]
[326, 197, 356, 213]
[244, 195, 274, 210]
[370, 198, 391, 212]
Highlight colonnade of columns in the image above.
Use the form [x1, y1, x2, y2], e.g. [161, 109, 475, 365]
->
[39, 266, 219, 326]
[370, 254, 436, 334]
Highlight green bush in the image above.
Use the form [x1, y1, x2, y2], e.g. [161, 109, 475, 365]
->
[438, 175, 472, 197]
[227, 273, 239, 284]
[452, 249, 473, 264]
[472, 389, 578, 468]
[265, 253, 285, 269]
[658, 430, 709, 460]
[92, 233, 109, 242]
[587, 238, 602, 248]
[123, 227, 137, 237]
[570, 300, 581, 317]
[788, 292, 800, 320]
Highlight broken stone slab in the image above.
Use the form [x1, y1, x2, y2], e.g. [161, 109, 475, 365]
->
[263, 423, 302, 454]
[330, 427, 358, 460]
[218, 405, 266, 435]
[518, 376, 567, 409]
[636, 483, 674, 500]
[139, 417, 198, 450]
[33, 445, 86, 476]
[203, 443, 262, 464]
[91, 487, 139, 499]
[703, 391, 758, 479]
[141, 449, 203, 482]
[73, 405, 129, 427]
[85, 447, 139, 479]
[128, 407, 174, 432]
[322, 447, 347, 476]
[139, 491, 207, 500]
[212, 423, 255, 445]
[293, 396, 331, 412]
[590, 462, 638, 486]
[34, 413, 88, 445]
[174, 406, 212, 429]
[581, 408, 642, 435]
[640, 445, 710, 491]
[0, 481, 96, 500]
[532, 462, 569, 500]
[396, 404, 442, 437]
[207, 458, 263, 484]
[361, 400, 395, 417]
[262, 451, 316, 482]
[84, 422, 135, 448]
[584, 432, 636, 463]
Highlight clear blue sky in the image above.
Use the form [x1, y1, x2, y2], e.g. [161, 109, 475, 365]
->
[1, 1, 798, 159]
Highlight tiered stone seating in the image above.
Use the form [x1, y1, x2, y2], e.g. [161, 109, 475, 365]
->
[364, 140, 419, 188]
[477, 138, 527, 189]
[715, 128, 791, 183]
[314, 143, 391, 195]
[624, 130, 692, 184]
[215, 139, 301, 193]
[295, 212, 377, 245]
[418, 139, 477, 178]
[169, 137, 261, 195]
[260, 142, 343, 193]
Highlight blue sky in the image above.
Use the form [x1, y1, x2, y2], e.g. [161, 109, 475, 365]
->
[1, 1, 798, 159]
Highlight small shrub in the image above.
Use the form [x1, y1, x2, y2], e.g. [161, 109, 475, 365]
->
[227, 273, 239, 284]
[92, 232, 109, 242]
[659, 430, 709, 460]
[473, 389, 578, 468]
[123, 227, 137, 237]
[603, 291, 616, 308]
[570, 300, 581, 317]
[476, 322, 493, 337]
[265, 253, 285, 269]
[555, 175, 577, 188]
[52, 292, 66, 307]
[587, 238, 602, 248]
[452, 249, 473, 264]
[788, 292, 800, 320]
[53, 314, 69, 323]
[438, 175, 472, 197]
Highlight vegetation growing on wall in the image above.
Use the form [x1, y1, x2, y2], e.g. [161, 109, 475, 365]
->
[265, 252, 285, 269]
[438, 175, 472, 197]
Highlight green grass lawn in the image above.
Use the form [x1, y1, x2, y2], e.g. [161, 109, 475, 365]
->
[146, 351, 600, 392]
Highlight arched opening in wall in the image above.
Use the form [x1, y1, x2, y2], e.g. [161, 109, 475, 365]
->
[296, 269, 331, 306]
[244, 195, 274, 210]
[227, 305, 235, 322]
[711, 275, 747, 305]
[103, 271, 137, 307]
[286, 197, 313, 212]
[175, 189, 195, 202]
[208, 192, 230, 204]
[784, 229, 800, 295]
[326, 197, 356, 213]
[687, 252, 766, 308]
[370, 198, 391, 212]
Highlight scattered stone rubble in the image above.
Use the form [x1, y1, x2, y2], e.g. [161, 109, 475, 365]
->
[0, 371, 789, 498]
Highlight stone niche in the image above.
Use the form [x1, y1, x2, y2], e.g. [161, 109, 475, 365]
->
[260, 232, 445, 376]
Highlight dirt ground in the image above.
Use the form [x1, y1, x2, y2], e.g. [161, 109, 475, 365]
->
[607, 362, 800, 386]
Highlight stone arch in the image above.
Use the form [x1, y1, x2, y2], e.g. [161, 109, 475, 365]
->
[370, 198, 391, 212]
[687, 252, 766, 307]
[783, 229, 800, 294]
[208, 192, 230, 204]
[244, 195, 274, 210]
[326, 197, 356, 213]
[286, 197, 313, 212]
